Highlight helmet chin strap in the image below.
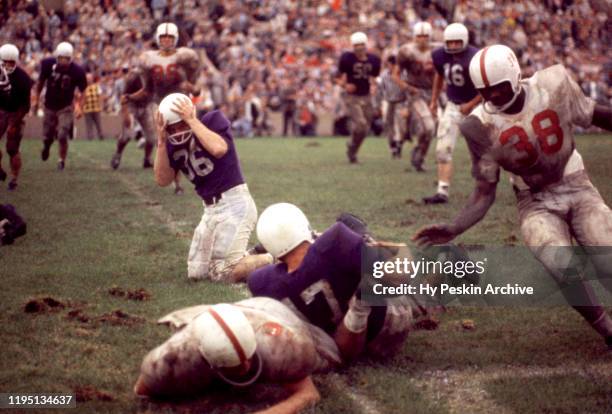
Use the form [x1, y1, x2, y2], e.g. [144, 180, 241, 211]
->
[483, 85, 522, 115]
[216, 351, 263, 388]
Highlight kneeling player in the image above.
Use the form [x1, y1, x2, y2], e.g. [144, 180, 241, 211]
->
[249, 203, 422, 361]
[414, 45, 612, 349]
[154, 93, 271, 282]
[134, 297, 340, 413]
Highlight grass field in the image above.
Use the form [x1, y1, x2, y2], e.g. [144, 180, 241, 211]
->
[1, 134, 611, 414]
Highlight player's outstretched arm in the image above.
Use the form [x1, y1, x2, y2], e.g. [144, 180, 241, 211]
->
[413, 116, 499, 246]
[253, 376, 320, 414]
[592, 104, 612, 131]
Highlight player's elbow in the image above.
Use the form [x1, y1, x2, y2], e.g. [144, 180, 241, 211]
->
[210, 141, 228, 159]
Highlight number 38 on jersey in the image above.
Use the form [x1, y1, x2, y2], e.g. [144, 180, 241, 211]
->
[499, 109, 564, 167]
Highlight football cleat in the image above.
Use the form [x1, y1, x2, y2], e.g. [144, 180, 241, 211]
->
[137, 137, 146, 148]
[0, 169, 6, 181]
[174, 185, 184, 196]
[143, 159, 153, 169]
[110, 153, 121, 170]
[7, 179, 17, 191]
[423, 193, 448, 204]
[347, 150, 358, 164]
[57, 160, 65, 171]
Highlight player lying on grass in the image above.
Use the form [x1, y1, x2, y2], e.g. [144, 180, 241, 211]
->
[413, 44, 612, 350]
[134, 297, 341, 414]
[154, 93, 272, 283]
[249, 203, 428, 362]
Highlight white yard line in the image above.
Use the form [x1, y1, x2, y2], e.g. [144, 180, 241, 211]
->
[410, 361, 612, 414]
[325, 373, 384, 414]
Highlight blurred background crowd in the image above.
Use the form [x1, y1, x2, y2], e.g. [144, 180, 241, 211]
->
[1, 0, 611, 137]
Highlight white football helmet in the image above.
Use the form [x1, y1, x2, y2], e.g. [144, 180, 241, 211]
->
[443, 23, 468, 54]
[54, 42, 74, 61]
[192, 304, 257, 369]
[0, 44, 19, 74]
[469, 44, 522, 113]
[155, 22, 179, 50]
[158, 93, 193, 145]
[413, 22, 432, 39]
[257, 203, 314, 259]
[350, 31, 368, 46]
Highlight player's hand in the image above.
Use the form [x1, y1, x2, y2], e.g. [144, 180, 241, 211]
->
[412, 223, 457, 247]
[155, 111, 167, 145]
[345, 83, 357, 94]
[429, 102, 438, 119]
[120, 94, 130, 105]
[171, 96, 196, 123]
[74, 106, 83, 119]
[459, 102, 473, 116]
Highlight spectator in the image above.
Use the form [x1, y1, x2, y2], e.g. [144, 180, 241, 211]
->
[83, 72, 104, 140]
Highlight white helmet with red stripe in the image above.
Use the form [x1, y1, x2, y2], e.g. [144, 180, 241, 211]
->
[413, 22, 432, 39]
[192, 304, 257, 369]
[155, 22, 179, 50]
[443, 23, 468, 53]
[469, 44, 522, 113]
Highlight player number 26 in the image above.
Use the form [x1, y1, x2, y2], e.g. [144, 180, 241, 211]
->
[173, 149, 214, 180]
[499, 109, 563, 165]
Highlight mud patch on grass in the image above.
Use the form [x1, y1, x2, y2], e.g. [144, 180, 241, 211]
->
[74, 385, 114, 402]
[24, 296, 67, 313]
[108, 286, 152, 301]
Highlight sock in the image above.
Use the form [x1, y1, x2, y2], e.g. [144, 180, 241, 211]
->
[437, 181, 449, 196]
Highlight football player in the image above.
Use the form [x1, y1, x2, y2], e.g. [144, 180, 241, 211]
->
[337, 32, 381, 164]
[134, 297, 340, 413]
[126, 22, 202, 194]
[423, 23, 481, 203]
[33, 42, 87, 171]
[0, 44, 33, 190]
[249, 203, 420, 361]
[155, 93, 272, 283]
[413, 45, 612, 349]
[393, 21, 440, 172]
[110, 70, 156, 170]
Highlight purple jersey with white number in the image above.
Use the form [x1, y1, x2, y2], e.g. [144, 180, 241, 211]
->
[338, 51, 382, 96]
[166, 110, 244, 200]
[432, 45, 478, 104]
[248, 223, 387, 341]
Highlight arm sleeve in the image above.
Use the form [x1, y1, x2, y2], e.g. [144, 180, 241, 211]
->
[562, 68, 596, 128]
[431, 49, 444, 76]
[460, 115, 500, 184]
[201, 110, 232, 139]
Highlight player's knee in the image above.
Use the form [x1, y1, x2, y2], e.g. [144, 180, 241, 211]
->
[435, 146, 452, 163]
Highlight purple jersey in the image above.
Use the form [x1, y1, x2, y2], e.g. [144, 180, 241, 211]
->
[0, 66, 33, 113]
[248, 223, 387, 341]
[166, 110, 245, 200]
[432, 45, 478, 104]
[39, 57, 87, 111]
[338, 51, 382, 96]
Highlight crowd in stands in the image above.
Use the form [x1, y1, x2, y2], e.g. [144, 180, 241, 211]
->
[1, 0, 610, 136]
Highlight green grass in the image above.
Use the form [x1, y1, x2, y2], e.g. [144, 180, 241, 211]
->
[0, 135, 611, 413]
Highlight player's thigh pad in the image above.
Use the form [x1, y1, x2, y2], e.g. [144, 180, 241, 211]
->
[187, 209, 215, 280]
[208, 188, 257, 282]
[435, 102, 462, 163]
[411, 98, 435, 137]
[6, 113, 24, 155]
[42, 109, 59, 141]
[345, 96, 368, 135]
[57, 106, 74, 141]
[518, 191, 577, 284]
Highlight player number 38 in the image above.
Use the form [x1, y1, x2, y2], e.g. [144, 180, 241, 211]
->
[499, 109, 564, 166]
